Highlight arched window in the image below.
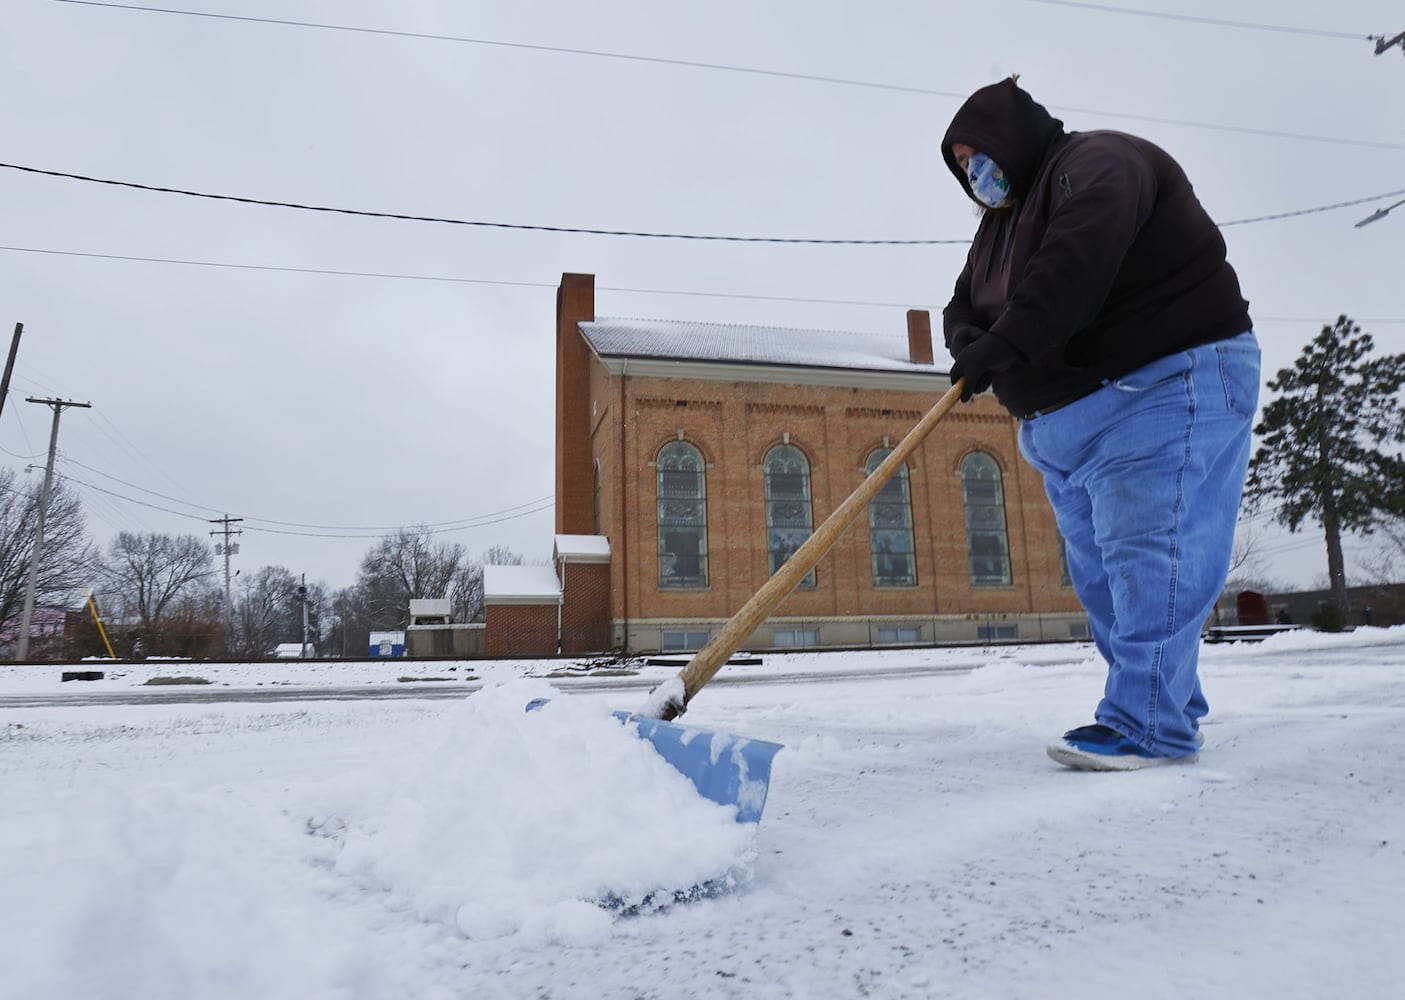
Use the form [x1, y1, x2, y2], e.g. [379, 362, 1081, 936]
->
[866, 448, 916, 587]
[962, 452, 1012, 586]
[764, 444, 816, 589]
[656, 441, 708, 588]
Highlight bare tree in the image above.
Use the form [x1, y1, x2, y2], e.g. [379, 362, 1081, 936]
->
[450, 561, 484, 624]
[1355, 518, 1404, 584]
[232, 565, 300, 657]
[1227, 520, 1269, 584]
[99, 531, 214, 654]
[157, 586, 226, 659]
[453, 544, 526, 623]
[324, 586, 362, 659]
[483, 544, 525, 567]
[354, 526, 469, 630]
[0, 468, 93, 636]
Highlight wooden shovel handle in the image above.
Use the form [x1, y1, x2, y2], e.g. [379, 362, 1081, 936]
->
[657, 378, 966, 720]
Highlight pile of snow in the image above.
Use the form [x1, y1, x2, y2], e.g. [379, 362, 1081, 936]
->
[307, 680, 757, 941]
[1, 680, 759, 996]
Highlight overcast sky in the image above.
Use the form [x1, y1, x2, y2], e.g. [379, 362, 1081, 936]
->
[2, 0, 1402, 597]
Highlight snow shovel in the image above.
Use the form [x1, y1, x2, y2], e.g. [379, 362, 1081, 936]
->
[623, 378, 968, 821]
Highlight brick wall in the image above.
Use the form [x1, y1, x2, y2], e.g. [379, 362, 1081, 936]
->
[559, 560, 611, 653]
[554, 274, 1084, 654]
[591, 369, 1080, 627]
[484, 604, 558, 656]
[556, 274, 596, 536]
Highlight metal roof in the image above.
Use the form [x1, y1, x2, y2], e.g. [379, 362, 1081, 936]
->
[483, 565, 562, 603]
[579, 318, 936, 375]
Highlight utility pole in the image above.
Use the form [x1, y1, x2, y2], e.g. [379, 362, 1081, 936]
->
[18, 397, 91, 660]
[209, 515, 243, 655]
[1374, 30, 1405, 56]
[0, 323, 23, 424]
[297, 575, 311, 658]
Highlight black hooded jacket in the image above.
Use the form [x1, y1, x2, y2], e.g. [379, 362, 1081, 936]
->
[940, 79, 1252, 417]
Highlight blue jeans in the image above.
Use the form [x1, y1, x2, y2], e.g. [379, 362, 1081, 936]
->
[1018, 332, 1260, 755]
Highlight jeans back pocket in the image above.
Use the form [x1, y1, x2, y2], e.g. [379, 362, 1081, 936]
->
[1216, 331, 1261, 417]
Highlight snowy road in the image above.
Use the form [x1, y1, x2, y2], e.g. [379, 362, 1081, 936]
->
[0, 659, 984, 708]
[4, 633, 1404, 999]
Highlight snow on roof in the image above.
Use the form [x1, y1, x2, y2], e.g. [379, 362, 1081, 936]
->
[554, 534, 611, 562]
[579, 317, 936, 375]
[483, 565, 562, 604]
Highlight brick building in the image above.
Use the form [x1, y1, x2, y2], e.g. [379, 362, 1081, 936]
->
[482, 272, 1086, 656]
[0, 606, 80, 661]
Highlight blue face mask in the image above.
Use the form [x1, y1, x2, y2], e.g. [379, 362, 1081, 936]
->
[966, 152, 1011, 209]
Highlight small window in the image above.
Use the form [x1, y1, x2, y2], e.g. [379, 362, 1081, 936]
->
[1068, 622, 1091, 639]
[592, 461, 602, 535]
[765, 444, 816, 589]
[876, 626, 921, 645]
[978, 624, 1019, 641]
[1058, 532, 1071, 587]
[866, 448, 917, 587]
[962, 452, 1012, 586]
[662, 629, 711, 652]
[772, 628, 819, 648]
[657, 441, 708, 589]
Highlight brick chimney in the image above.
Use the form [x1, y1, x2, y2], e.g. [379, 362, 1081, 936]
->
[906, 309, 934, 365]
[556, 273, 596, 535]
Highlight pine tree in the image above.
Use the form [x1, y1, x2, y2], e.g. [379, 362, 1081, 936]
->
[1245, 316, 1405, 620]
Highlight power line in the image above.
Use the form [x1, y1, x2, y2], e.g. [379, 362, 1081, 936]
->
[58, 454, 557, 532]
[5, 164, 1405, 244]
[1021, 1, 1370, 41]
[239, 500, 555, 539]
[63, 473, 208, 522]
[0, 244, 564, 287]
[0, 163, 959, 245]
[52, 0, 968, 98]
[0, 244, 944, 308]
[63, 472, 555, 538]
[1046, 106, 1404, 151]
[48, 1, 1405, 151]
[3, 244, 1405, 326]
[1218, 188, 1405, 227]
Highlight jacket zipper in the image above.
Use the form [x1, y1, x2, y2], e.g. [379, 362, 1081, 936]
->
[982, 199, 1022, 283]
[998, 199, 1022, 273]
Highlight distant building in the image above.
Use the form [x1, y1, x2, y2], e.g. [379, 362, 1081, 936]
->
[408, 599, 451, 626]
[403, 597, 486, 658]
[479, 273, 1085, 657]
[1269, 583, 1405, 629]
[0, 606, 81, 661]
[273, 642, 314, 658]
[368, 631, 406, 657]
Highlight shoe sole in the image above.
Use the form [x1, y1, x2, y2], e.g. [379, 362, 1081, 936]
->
[1047, 743, 1200, 772]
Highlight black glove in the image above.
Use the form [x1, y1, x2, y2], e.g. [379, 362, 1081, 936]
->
[950, 333, 1019, 402]
[944, 323, 985, 356]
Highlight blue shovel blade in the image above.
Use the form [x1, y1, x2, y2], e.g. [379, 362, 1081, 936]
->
[612, 711, 784, 825]
[524, 698, 783, 824]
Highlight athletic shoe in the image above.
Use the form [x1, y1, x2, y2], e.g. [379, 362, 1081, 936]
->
[1047, 724, 1200, 771]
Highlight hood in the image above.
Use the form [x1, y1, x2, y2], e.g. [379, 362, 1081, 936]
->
[941, 78, 1066, 205]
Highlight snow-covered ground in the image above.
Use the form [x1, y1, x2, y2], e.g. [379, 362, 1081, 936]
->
[3, 630, 1403, 999]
